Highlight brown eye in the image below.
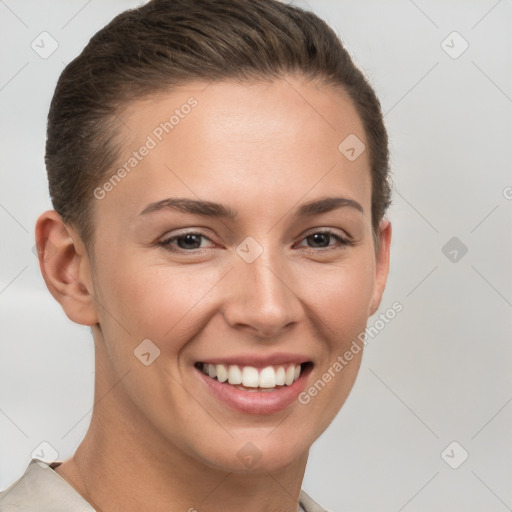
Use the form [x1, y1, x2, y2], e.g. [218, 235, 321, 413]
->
[297, 230, 353, 250]
[306, 233, 331, 248]
[158, 232, 214, 252]
[175, 233, 203, 250]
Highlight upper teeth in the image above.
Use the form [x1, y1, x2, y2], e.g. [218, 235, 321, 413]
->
[201, 363, 302, 388]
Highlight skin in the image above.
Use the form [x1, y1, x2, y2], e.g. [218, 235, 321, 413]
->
[35, 74, 391, 512]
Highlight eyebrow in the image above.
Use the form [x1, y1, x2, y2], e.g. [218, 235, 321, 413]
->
[139, 196, 364, 219]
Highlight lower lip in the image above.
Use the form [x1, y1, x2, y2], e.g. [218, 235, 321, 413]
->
[196, 365, 312, 415]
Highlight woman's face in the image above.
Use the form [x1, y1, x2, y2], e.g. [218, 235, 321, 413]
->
[85, 75, 390, 473]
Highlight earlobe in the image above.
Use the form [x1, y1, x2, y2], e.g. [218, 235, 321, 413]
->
[369, 219, 392, 317]
[35, 210, 98, 326]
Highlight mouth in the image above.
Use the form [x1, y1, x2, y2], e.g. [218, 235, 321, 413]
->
[194, 361, 312, 391]
[194, 360, 314, 414]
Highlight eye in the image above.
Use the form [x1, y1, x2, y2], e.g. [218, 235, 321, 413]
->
[296, 229, 354, 250]
[158, 231, 215, 252]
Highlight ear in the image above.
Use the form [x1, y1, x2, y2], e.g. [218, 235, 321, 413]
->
[368, 219, 392, 317]
[35, 210, 98, 326]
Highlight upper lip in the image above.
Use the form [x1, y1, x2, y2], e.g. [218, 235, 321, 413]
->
[197, 352, 312, 368]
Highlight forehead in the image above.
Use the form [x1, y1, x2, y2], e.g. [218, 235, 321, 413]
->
[95, 76, 371, 225]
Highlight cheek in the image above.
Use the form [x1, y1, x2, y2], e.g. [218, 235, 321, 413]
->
[295, 252, 376, 338]
[293, 252, 375, 419]
[94, 253, 226, 345]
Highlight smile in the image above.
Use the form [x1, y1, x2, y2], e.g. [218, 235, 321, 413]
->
[194, 360, 313, 414]
[197, 362, 304, 390]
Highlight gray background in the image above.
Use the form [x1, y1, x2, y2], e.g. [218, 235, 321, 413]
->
[1, 1, 511, 510]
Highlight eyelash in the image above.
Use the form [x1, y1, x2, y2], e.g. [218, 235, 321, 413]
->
[157, 229, 354, 253]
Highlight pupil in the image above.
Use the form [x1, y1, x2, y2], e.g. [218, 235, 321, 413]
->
[178, 234, 201, 249]
[310, 233, 329, 247]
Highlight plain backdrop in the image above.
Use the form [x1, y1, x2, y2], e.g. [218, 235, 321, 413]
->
[1, 1, 511, 511]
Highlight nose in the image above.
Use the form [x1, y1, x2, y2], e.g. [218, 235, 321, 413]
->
[222, 251, 303, 338]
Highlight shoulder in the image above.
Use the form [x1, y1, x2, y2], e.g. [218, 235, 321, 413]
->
[299, 489, 333, 512]
[0, 459, 95, 512]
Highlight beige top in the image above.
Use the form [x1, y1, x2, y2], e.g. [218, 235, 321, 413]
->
[0, 459, 329, 512]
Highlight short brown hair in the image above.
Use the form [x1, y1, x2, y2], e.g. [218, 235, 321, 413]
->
[46, 0, 391, 250]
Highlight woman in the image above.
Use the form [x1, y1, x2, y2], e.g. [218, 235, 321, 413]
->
[0, 0, 391, 510]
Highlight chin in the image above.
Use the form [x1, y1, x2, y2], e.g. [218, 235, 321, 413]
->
[194, 429, 312, 475]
